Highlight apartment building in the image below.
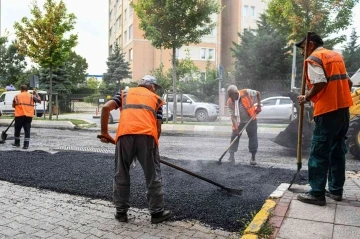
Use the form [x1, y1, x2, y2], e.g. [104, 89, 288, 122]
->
[108, 0, 267, 82]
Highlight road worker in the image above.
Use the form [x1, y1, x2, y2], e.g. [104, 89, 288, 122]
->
[227, 85, 262, 165]
[296, 32, 353, 206]
[12, 85, 41, 149]
[99, 75, 173, 224]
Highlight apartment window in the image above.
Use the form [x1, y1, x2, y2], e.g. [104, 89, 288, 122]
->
[129, 24, 133, 40]
[129, 5, 133, 16]
[109, 10, 113, 21]
[129, 48, 133, 61]
[200, 48, 206, 60]
[109, 27, 112, 37]
[175, 49, 180, 59]
[208, 49, 214, 60]
[109, 45, 113, 55]
[124, 30, 127, 43]
[118, 35, 122, 46]
[251, 6, 255, 17]
[116, 17, 120, 29]
[243, 5, 248, 17]
[124, 9, 127, 20]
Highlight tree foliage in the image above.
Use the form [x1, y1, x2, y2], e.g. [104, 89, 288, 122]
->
[65, 51, 88, 85]
[102, 43, 131, 95]
[0, 37, 27, 87]
[266, 0, 359, 45]
[231, 14, 292, 91]
[39, 66, 72, 93]
[14, 0, 78, 119]
[132, 0, 220, 122]
[87, 77, 100, 90]
[343, 28, 360, 76]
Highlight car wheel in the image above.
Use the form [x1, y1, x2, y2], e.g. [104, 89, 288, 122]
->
[36, 113, 43, 117]
[108, 114, 114, 124]
[196, 109, 208, 122]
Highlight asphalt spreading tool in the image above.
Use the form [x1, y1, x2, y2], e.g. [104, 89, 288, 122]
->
[1, 118, 15, 143]
[97, 135, 243, 195]
[288, 32, 311, 190]
[217, 113, 257, 165]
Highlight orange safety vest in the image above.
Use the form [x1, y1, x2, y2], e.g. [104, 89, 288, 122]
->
[305, 48, 353, 117]
[115, 87, 164, 145]
[227, 89, 256, 129]
[14, 92, 36, 117]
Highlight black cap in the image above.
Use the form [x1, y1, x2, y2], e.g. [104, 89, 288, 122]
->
[295, 32, 324, 48]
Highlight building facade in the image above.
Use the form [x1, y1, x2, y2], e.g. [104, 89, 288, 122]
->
[108, 0, 267, 82]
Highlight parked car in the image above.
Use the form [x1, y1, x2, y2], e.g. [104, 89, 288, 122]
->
[256, 96, 297, 121]
[0, 90, 48, 117]
[162, 93, 219, 122]
[108, 108, 120, 124]
[162, 105, 173, 121]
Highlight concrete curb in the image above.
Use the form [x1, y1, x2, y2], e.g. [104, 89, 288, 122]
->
[241, 183, 289, 239]
[0, 119, 76, 130]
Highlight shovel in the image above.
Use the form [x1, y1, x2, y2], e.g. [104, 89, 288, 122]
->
[217, 113, 257, 165]
[97, 134, 243, 195]
[1, 118, 15, 142]
[288, 32, 311, 190]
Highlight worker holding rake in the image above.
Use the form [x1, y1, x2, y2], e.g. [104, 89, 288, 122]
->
[98, 75, 172, 224]
[226, 85, 262, 165]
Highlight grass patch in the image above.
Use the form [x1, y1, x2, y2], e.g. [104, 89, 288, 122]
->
[239, 211, 275, 239]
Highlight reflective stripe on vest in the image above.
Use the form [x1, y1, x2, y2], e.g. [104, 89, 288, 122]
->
[116, 87, 164, 145]
[305, 48, 353, 116]
[14, 92, 35, 117]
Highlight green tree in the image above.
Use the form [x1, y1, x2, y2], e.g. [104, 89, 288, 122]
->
[132, 0, 220, 122]
[231, 14, 292, 91]
[150, 63, 171, 96]
[102, 43, 131, 95]
[87, 77, 100, 90]
[14, 0, 78, 119]
[65, 51, 88, 86]
[0, 37, 27, 87]
[266, 0, 359, 45]
[343, 28, 360, 76]
[39, 66, 72, 93]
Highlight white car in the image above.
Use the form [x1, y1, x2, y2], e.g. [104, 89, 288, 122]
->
[256, 96, 297, 121]
[108, 108, 120, 124]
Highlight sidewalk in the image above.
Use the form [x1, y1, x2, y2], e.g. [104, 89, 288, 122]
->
[0, 118, 286, 136]
[242, 172, 360, 239]
[0, 180, 237, 239]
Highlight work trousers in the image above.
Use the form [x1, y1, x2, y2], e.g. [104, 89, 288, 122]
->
[113, 134, 165, 214]
[14, 116, 32, 146]
[229, 119, 258, 154]
[309, 107, 349, 197]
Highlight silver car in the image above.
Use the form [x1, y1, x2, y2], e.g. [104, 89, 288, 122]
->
[256, 96, 297, 120]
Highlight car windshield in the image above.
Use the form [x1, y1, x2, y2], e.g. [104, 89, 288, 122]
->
[187, 94, 201, 102]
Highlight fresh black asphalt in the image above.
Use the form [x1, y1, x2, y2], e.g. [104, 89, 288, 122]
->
[0, 150, 307, 232]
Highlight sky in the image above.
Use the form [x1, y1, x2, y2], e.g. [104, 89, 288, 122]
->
[1, 0, 108, 75]
[0, 1, 359, 75]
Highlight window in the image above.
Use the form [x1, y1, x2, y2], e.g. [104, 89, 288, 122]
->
[109, 27, 112, 37]
[128, 24, 133, 40]
[200, 48, 206, 60]
[118, 35, 122, 46]
[208, 49, 214, 60]
[129, 5, 133, 16]
[175, 49, 180, 59]
[124, 30, 127, 42]
[177, 95, 190, 103]
[251, 6, 255, 17]
[279, 99, 292, 105]
[116, 16, 121, 29]
[109, 45, 113, 55]
[262, 99, 277, 106]
[129, 48, 133, 61]
[243, 5, 248, 16]
[109, 10, 113, 21]
[124, 9, 127, 20]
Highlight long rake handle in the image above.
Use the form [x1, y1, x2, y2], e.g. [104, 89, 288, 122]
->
[4, 119, 15, 132]
[97, 135, 240, 194]
[218, 114, 257, 163]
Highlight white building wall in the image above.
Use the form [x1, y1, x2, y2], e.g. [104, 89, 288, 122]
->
[241, 0, 268, 31]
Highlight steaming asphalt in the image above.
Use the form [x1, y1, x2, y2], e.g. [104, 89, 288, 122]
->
[0, 149, 308, 232]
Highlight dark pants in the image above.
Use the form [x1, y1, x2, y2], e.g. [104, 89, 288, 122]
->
[14, 116, 32, 146]
[229, 119, 258, 154]
[309, 107, 349, 197]
[113, 135, 165, 214]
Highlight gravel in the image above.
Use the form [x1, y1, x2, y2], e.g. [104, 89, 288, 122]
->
[0, 150, 308, 232]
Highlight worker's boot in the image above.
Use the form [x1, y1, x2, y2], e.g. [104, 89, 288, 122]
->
[250, 153, 257, 166]
[151, 210, 173, 224]
[23, 141, 29, 150]
[114, 209, 128, 222]
[228, 152, 235, 164]
[12, 139, 20, 147]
